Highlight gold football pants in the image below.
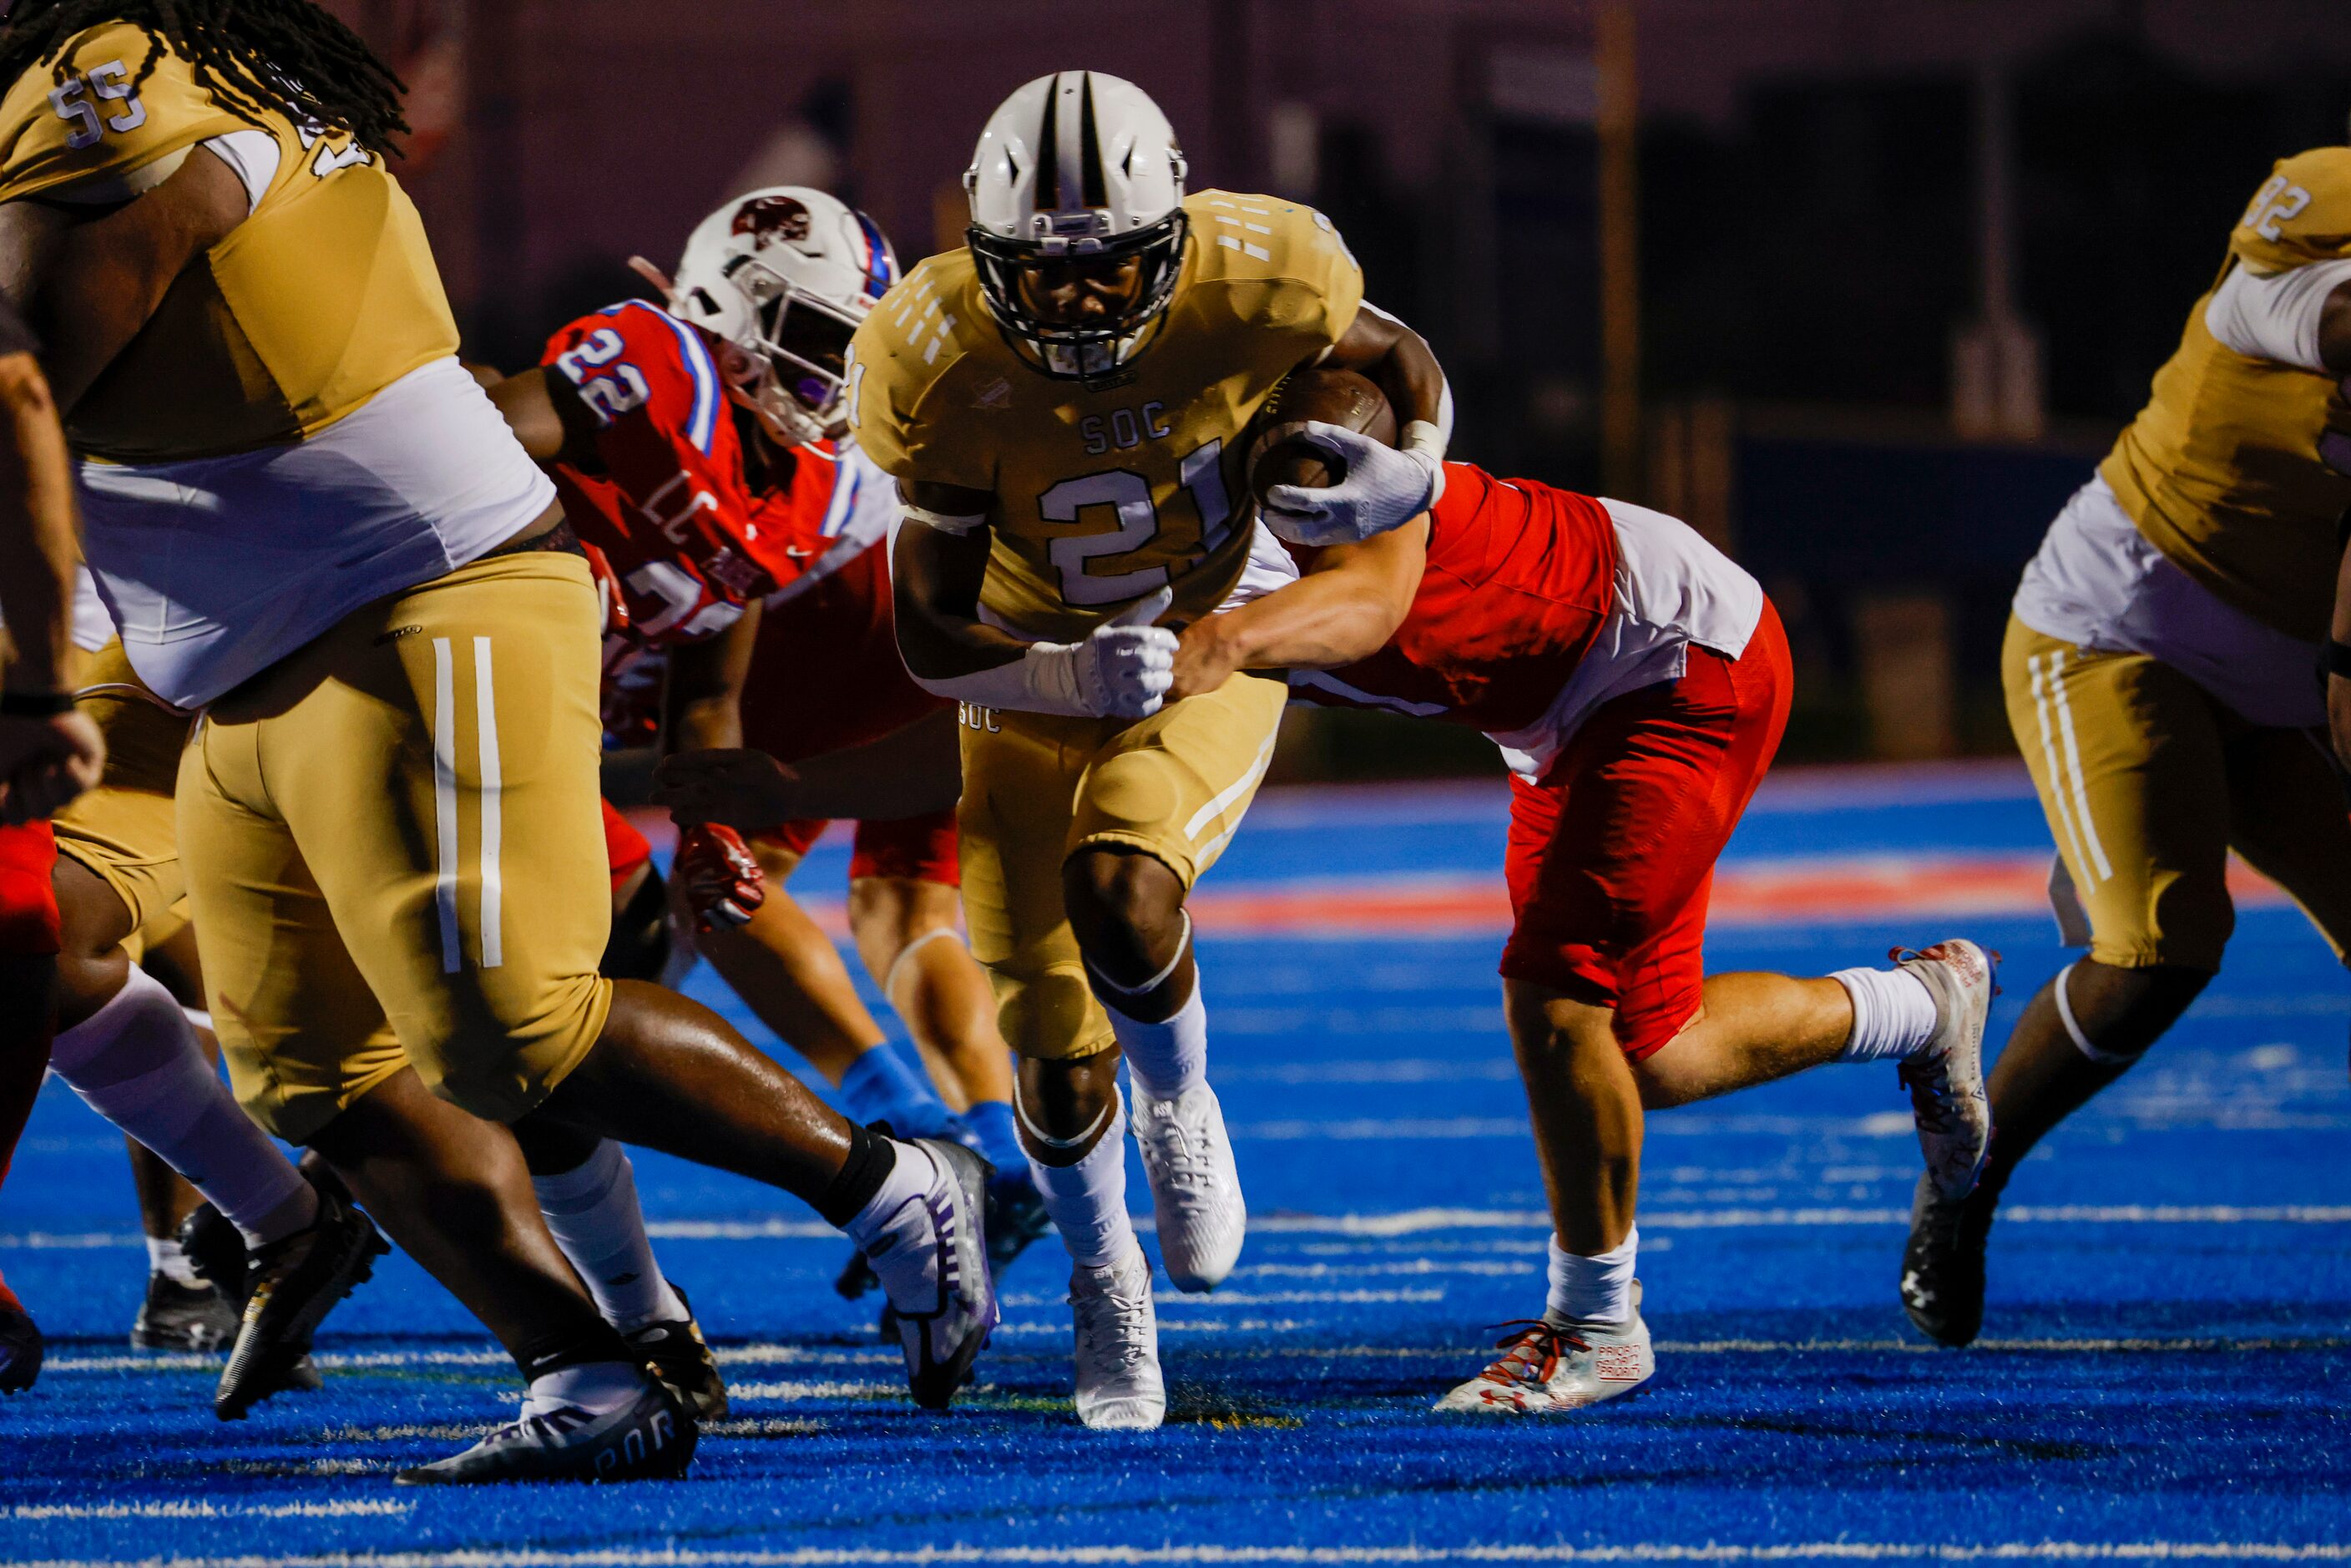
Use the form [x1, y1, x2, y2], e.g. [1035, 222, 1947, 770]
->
[53, 640, 194, 959]
[2004, 614, 2351, 973]
[957, 673, 1287, 1062]
[180, 551, 615, 1141]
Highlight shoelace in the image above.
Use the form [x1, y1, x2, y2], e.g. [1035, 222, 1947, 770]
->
[1074, 1282, 1152, 1373]
[1142, 1105, 1209, 1187]
[1476, 1320, 1590, 1388]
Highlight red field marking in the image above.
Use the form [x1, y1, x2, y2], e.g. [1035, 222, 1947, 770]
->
[624, 805, 2291, 938]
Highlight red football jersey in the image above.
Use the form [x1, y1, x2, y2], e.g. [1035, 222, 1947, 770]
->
[1295, 463, 1619, 733]
[541, 301, 867, 645]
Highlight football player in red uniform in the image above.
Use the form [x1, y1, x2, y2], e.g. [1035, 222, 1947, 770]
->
[0, 290, 104, 1393]
[488, 187, 1043, 1269]
[1156, 367, 1997, 1414]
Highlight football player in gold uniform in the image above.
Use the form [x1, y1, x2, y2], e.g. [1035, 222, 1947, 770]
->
[0, 0, 993, 1479]
[1904, 146, 2351, 1344]
[855, 71, 1449, 1429]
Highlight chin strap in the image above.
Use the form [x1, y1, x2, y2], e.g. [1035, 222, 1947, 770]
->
[626, 254, 676, 298]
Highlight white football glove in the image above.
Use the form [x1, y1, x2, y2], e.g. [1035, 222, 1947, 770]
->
[1064, 588, 1177, 719]
[903, 589, 1178, 721]
[1261, 422, 1443, 547]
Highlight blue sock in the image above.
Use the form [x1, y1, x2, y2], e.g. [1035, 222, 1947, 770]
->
[838, 1046, 960, 1142]
[963, 1100, 1024, 1180]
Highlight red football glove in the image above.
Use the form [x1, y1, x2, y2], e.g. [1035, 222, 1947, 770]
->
[675, 822, 765, 933]
[583, 541, 631, 637]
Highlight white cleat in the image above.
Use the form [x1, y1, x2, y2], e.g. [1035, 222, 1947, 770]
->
[1069, 1244, 1165, 1431]
[1433, 1291, 1656, 1415]
[1130, 1080, 1245, 1292]
[1892, 939, 1998, 1200]
[863, 1138, 999, 1411]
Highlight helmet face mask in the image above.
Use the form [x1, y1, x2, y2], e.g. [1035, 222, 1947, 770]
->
[968, 209, 1188, 380]
[964, 72, 1190, 382]
[721, 253, 864, 444]
[666, 186, 897, 448]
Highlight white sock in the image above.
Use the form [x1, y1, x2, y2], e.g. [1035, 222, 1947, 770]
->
[521, 1359, 648, 1419]
[1105, 982, 1209, 1101]
[1831, 966, 1942, 1061]
[145, 1236, 201, 1288]
[1546, 1227, 1639, 1328]
[49, 965, 316, 1247]
[841, 1136, 934, 1252]
[531, 1139, 686, 1335]
[1022, 1088, 1135, 1270]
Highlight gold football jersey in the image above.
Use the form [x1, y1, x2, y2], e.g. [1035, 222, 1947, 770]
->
[0, 23, 460, 461]
[2098, 147, 2351, 642]
[849, 190, 1364, 641]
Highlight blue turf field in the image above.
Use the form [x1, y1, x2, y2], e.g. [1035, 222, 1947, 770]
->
[3, 762, 2348, 1564]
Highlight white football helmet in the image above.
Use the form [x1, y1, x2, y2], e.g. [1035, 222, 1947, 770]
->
[666, 186, 897, 447]
[964, 71, 1188, 379]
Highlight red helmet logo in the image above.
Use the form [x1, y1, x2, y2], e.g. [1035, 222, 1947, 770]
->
[732, 195, 811, 242]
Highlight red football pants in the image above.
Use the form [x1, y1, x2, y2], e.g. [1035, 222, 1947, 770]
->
[1500, 600, 1792, 1059]
[739, 542, 958, 887]
[0, 821, 59, 1254]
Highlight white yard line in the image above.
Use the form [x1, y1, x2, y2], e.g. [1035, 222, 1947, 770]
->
[8, 1502, 407, 1521]
[13, 1538, 2351, 1566]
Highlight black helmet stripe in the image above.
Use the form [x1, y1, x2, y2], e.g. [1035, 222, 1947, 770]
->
[1078, 73, 1108, 209]
[1034, 74, 1063, 215]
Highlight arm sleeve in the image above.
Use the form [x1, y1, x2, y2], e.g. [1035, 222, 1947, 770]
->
[0, 24, 248, 203]
[2204, 257, 2351, 372]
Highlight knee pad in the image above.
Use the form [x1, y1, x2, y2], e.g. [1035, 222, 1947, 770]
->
[419, 974, 611, 1125]
[988, 955, 1115, 1063]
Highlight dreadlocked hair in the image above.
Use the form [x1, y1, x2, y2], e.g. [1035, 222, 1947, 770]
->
[0, 0, 409, 155]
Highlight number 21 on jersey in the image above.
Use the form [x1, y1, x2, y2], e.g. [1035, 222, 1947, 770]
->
[1037, 438, 1234, 607]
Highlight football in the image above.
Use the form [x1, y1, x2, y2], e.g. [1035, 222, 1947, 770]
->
[1246, 365, 1398, 508]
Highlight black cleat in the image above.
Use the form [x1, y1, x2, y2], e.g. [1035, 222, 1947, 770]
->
[214, 1175, 389, 1419]
[0, 1299, 41, 1393]
[179, 1204, 324, 1394]
[626, 1285, 728, 1421]
[984, 1172, 1053, 1280]
[177, 1201, 247, 1297]
[1901, 1171, 1999, 1347]
[131, 1272, 240, 1352]
[395, 1378, 695, 1485]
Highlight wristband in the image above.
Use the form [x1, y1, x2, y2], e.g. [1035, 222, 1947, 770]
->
[1401, 419, 1448, 505]
[0, 689, 75, 717]
[2329, 640, 2351, 679]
